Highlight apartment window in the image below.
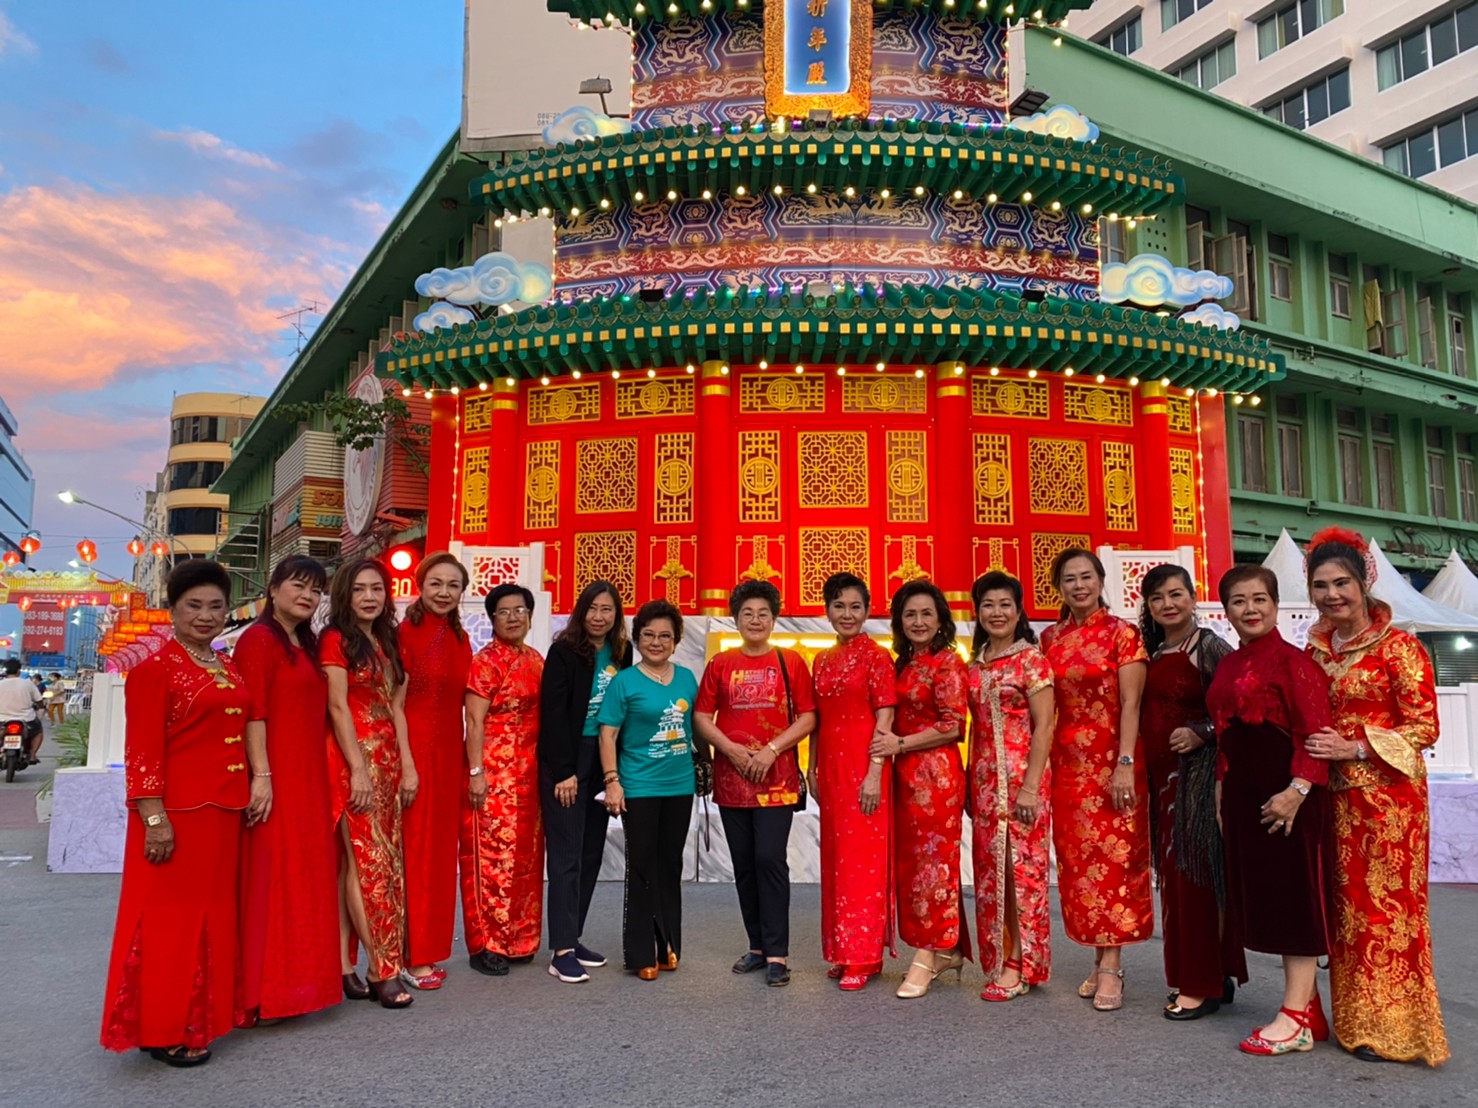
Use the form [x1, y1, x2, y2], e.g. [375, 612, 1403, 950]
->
[1276, 396, 1306, 498]
[1329, 253, 1351, 318]
[1175, 39, 1237, 90]
[1100, 217, 1128, 265]
[1267, 233, 1293, 302]
[1382, 288, 1409, 358]
[1382, 108, 1478, 178]
[1162, 0, 1214, 31]
[1453, 314, 1469, 376]
[1418, 286, 1439, 369]
[1373, 442, 1397, 511]
[168, 461, 226, 491]
[1098, 15, 1142, 56]
[1214, 221, 1254, 317]
[1460, 451, 1478, 522]
[1338, 433, 1364, 504]
[1258, 0, 1345, 58]
[168, 507, 221, 537]
[1239, 413, 1268, 493]
[170, 416, 228, 446]
[1376, 3, 1478, 90]
[1262, 67, 1351, 131]
[1184, 205, 1213, 270]
[1427, 427, 1450, 518]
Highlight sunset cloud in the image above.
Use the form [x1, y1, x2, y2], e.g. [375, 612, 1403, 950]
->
[154, 126, 282, 171]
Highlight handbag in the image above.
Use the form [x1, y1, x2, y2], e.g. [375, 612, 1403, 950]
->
[775, 647, 808, 812]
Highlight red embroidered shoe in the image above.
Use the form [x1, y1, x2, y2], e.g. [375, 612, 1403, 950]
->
[1239, 1007, 1315, 1056]
[1305, 994, 1330, 1042]
[827, 964, 845, 980]
[981, 958, 1031, 1003]
[838, 963, 882, 991]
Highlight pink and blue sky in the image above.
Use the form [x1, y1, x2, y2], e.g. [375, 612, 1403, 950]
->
[0, 0, 464, 579]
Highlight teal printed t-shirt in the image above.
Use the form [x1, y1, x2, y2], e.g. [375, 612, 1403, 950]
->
[582, 642, 618, 739]
[596, 665, 699, 798]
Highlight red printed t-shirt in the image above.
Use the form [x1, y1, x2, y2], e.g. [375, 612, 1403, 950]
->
[696, 648, 816, 808]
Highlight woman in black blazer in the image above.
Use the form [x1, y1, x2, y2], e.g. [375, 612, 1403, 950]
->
[538, 580, 633, 984]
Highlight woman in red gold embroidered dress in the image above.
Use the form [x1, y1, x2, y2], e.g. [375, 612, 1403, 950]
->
[879, 581, 971, 1000]
[966, 572, 1054, 1003]
[1302, 529, 1449, 1066]
[324, 559, 417, 1009]
[808, 573, 897, 992]
[101, 561, 252, 1067]
[234, 554, 342, 1024]
[398, 553, 473, 990]
[462, 583, 545, 977]
[1209, 565, 1333, 1057]
[1039, 548, 1150, 1013]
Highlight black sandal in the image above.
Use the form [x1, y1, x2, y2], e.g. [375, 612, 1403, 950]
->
[372, 977, 414, 1009]
[143, 1045, 211, 1068]
[342, 973, 372, 1001]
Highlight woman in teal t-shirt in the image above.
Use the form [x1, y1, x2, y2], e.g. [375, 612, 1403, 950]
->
[598, 599, 698, 980]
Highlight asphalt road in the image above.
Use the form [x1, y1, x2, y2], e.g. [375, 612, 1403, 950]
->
[0, 784, 1472, 1107]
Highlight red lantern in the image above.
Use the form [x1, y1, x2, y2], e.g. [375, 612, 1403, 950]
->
[0, 637, 11, 648]
[127, 537, 145, 557]
[17, 596, 31, 611]
[1, 550, 18, 567]
[18, 531, 40, 555]
[76, 539, 98, 564]
[149, 540, 169, 558]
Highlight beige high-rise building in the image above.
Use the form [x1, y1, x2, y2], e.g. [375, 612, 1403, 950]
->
[1065, 0, 1478, 201]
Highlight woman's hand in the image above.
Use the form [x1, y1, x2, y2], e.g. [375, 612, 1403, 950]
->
[348, 765, 374, 814]
[858, 767, 883, 816]
[144, 817, 175, 865]
[468, 771, 488, 809]
[1013, 785, 1041, 825]
[399, 762, 420, 809]
[1305, 726, 1359, 762]
[748, 745, 778, 784]
[723, 741, 755, 780]
[1109, 763, 1136, 813]
[554, 774, 579, 808]
[604, 779, 625, 816]
[805, 766, 818, 801]
[1167, 727, 1205, 755]
[246, 775, 273, 827]
[1260, 787, 1306, 836]
[869, 730, 903, 759]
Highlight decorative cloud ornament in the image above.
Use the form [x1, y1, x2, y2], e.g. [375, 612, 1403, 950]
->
[414, 251, 555, 309]
[413, 301, 477, 333]
[1180, 303, 1242, 331]
[1099, 253, 1234, 308]
[542, 104, 631, 147]
[1009, 105, 1100, 143]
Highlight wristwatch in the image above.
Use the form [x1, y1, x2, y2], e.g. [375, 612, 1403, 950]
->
[1287, 780, 1311, 796]
[1117, 755, 1134, 767]
[143, 812, 167, 827]
[1355, 744, 1369, 762]
[468, 766, 485, 778]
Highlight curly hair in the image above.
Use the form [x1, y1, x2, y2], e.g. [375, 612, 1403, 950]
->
[890, 580, 956, 674]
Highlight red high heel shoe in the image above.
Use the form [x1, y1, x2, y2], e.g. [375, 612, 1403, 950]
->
[1239, 1006, 1315, 1056]
[838, 963, 882, 991]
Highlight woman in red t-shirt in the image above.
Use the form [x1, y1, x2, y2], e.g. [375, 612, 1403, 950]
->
[695, 581, 816, 989]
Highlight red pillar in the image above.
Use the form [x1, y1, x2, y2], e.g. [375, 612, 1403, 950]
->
[696, 360, 734, 618]
[427, 393, 458, 553]
[487, 377, 519, 546]
[1198, 393, 1235, 590]
[1137, 381, 1176, 551]
[934, 361, 973, 624]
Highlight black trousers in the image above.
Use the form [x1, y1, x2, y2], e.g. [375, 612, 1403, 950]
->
[719, 805, 793, 959]
[621, 794, 690, 971]
[540, 739, 610, 952]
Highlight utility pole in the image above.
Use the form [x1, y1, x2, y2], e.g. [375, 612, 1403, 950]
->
[276, 301, 322, 354]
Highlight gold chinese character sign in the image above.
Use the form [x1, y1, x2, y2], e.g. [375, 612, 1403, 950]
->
[764, 0, 871, 119]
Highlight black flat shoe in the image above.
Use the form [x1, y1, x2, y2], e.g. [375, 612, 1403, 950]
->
[342, 973, 372, 1001]
[371, 978, 414, 1009]
[1353, 1046, 1392, 1063]
[732, 952, 766, 975]
[470, 951, 511, 976]
[766, 963, 791, 988]
[143, 1046, 211, 1068]
[1164, 997, 1221, 1021]
[1223, 975, 1237, 1005]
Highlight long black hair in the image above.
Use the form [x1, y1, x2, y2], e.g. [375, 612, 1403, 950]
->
[328, 559, 405, 686]
[1050, 546, 1108, 620]
[1138, 564, 1196, 654]
[970, 571, 1035, 656]
[256, 554, 327, 666]
[890, 580, 956, 675]
[555, 579, 629, 663]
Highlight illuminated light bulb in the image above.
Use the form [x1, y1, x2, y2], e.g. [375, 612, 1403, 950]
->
[1050, 201, 1061, 212]
[1063, 367, 1075, 377]
[401, 387, 412, 397]
[570, 206, 581, 216]
[1128, 376, 1139, 387]
[479, 381, 489, 391]
[844, 186, 855, 198]
[736, 185, 747, 196]
[572, 371, 583, 380]
[952, 189, 964, 200]
[540, 207, 551, 216]
[876, 362, 886, 371]
[954, 363, 964, 375]
[914, 185, 925, 196]
[648, 368, 657, 378]
[684, 364, 695, 374]
[1108, 212, 1120, 222]
[599, 198, 611, 209]
[701, 189, 712, 200]
[635, 2, 644, 10]
[1081, 203, 1093, 214]
[450, 385, 460, 395]
[880, 188, 891, 199]
[986, 192, 998, 203]
[1161, 377, 1171, 387]
[423, 390, 433, 399]
[505, 215, 517, 224]
[494, 219, 503, 228]
[634, 190, 645, 202]
[1232, 395, 1245, 405]
[773, 184, 784, 195]
[1206, 387, 1218, 397]
[1127, 219, 1138, 229]
[612, 369, 621, 379]
[794, 364, 805, 374]
[914, 368, 925, 378]
[836, 366, 846, 376]
[1021, 191, 1033, 203]
[668, 2, 677, 11]
[806, 183, 817, 194]
[1250, 395, 1262, 406]
[1027, 369, 1038, 378]
[759, 359, 769, 369]
[1096, 373, 1106, 383]
[720, 365, 730, 375]
[667, 190, 678, 201]
[1186, 387, 1196, 397]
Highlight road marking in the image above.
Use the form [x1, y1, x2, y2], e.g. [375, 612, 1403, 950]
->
[0, 854, 33, 866]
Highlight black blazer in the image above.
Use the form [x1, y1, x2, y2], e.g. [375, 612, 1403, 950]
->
[537, 637, 634, 780]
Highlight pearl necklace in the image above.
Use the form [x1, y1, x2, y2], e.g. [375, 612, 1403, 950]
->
[179, 642, 220, 667]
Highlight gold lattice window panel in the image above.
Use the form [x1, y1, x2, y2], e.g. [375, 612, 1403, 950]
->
[843, 374, 927, 414]
[1030, 531, 1091, 612]
[886, 431, 928, 522]
[576, 438, 638, 514]
[1170, 447, 1198, 534]
[1168, 395, 1193, 434]
[654, 433, 694, 525]
[523, 441, 560, 530]
[616, 377, 695, 419]
[1063, 383, 1133, 426]
[739, 372, 826, 413]
[799, 528, 870, 607]
[528, 382, 601, 425]
[575, 531, 636, 602]
[651, 535, 696, 605]
[739, 431, 781, 522]
[1102, 441, 1138, 531]
[973, 433, 1012, 525]
[799, 431, 869, 509]
[462, 394, 495, 434]
[460, 447, 490, 534]
[972, 377, 1049, 419]
[1028, 438, 1089, 515]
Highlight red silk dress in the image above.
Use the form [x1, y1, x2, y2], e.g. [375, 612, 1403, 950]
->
[966, 641, 1053, 985]
[398, 613, 472, 968]
[1041, 610, 1153, 948]
[322, 630, 407, 982]
[232, 623, 340, 1022]
[1308, 602, 1450, 1066]
[813, 634, 898, 969]
[892, 647, 971, 956]
[461, 637, 545, 959]
[101, 641, 250, 1052]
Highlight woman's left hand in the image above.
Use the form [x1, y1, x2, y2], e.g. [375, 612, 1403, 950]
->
[1304, 726, 1359, 761]
[1168, 727, 1205, 755]
[869, 730, 902, 759]
[1109, 763, 1136, 813]
[1013, 786, 1041, 825]
[1260, 787, 1305, 836]
[399, 764, 420, 809]
[247, 775, 273, 826]
[747, 745, 778, 783]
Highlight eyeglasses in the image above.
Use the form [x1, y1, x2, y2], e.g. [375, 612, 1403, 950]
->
[638, 631, 675, 643]
[493, 606, 530, 619]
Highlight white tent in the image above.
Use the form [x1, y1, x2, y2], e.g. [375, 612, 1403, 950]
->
[1422, 550, 1478, 618]
[1260, 529, 1310, 605]
[1369, 540, 1478, 633]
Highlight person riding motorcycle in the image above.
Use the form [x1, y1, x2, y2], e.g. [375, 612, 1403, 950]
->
[0, 658, 44, 765]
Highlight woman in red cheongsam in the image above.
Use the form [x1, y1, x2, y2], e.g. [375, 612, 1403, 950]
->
[324, 560, 417, 1009]
[1040, 548, 1151, 1013]
[398, 553, 473, 989]
[966, 572, 1055, 1003]
[879, 581, 971, 1000]
[101, 561, 253, 1067]
[462, 583, 545, 976]
[809, 572, 897, 992]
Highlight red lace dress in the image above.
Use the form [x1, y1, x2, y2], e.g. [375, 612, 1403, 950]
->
[232, 623, 340, 1021]
[461, 636, 545, 958]
[322, 630, 406, 982]
[813, 634, 898, 969]
[892, 647, 971, 956]
[1041, 609, 1153, 948]
[1308, 602, 1450, 1066]
[398, 613, 472, 968]
[100, 642, 250, 1052]
[966, 641, 1053, 985]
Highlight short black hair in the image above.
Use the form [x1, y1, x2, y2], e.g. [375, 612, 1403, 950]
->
[1218, 564, 1280, 607]
[485, 583, 536, 621]
[822, 572, 870, 610]
[3, 659, 20, 676]
[632, 599, 684, 644]
[729, 580, 780, 618]
[166, 560, 232, 607]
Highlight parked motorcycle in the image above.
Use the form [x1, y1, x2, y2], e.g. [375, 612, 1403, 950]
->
[2, 718, 26, 783]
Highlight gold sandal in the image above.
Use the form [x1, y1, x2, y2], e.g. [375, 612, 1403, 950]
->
[1077, 956, 1104, 998]
[1092, 968, 1125, 1012]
